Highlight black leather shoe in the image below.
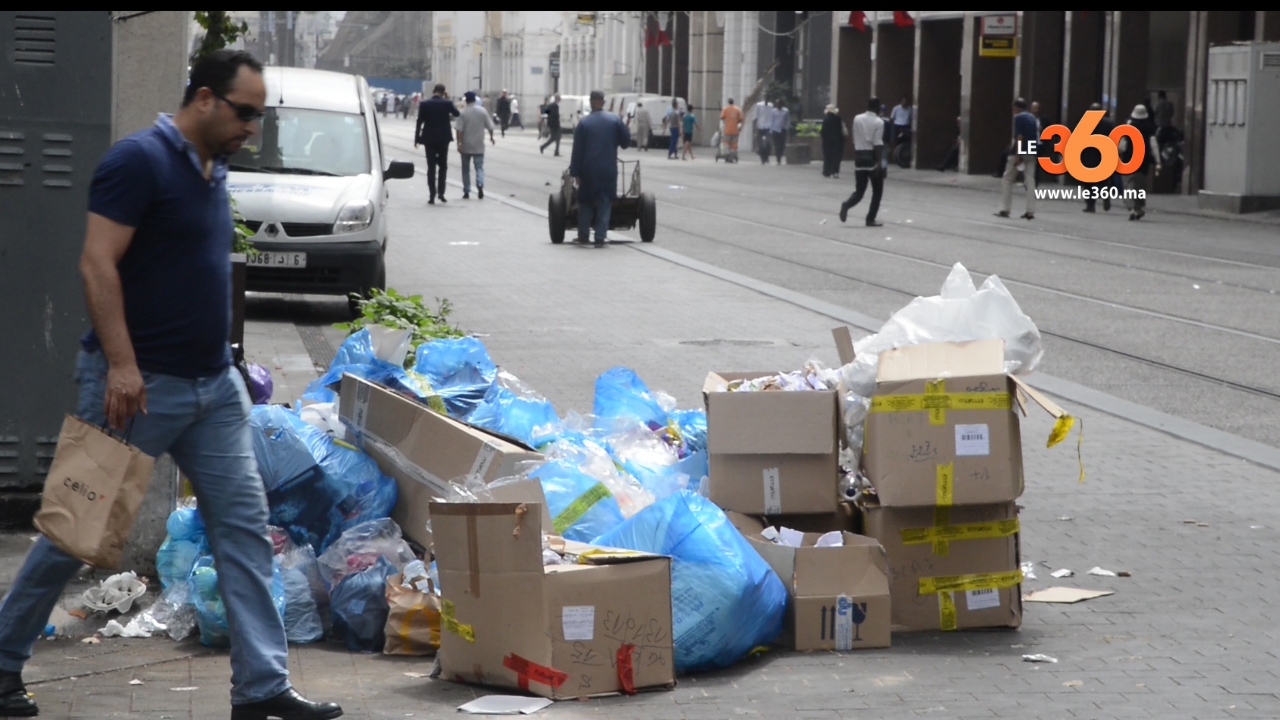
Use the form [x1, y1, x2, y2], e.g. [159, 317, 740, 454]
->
[838, 202, 849, 223]
[230, 688, 342, 720]
[477, 185, 484, 199]
[866, 220, 884, 227]
[0, 671, 38, 717]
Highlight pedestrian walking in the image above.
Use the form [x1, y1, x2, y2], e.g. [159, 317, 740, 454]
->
[663, 99, 682, 159]
[681, 108, 700, 160]
[820, 104, 846, 178]
[995, 98, 1039, 220]
[753, 99, 773, 164]
[838, 97, 886, 227]
[888, 96, 912, 150]
[455, 91, 495, 200]
[496, 89, 512, 137]
[770, 100, 791, 165]
[719, 98, 743, 158]
[569, 90, 631, 247]
[1081, 102, 1117, 213]
[1120, 103, 1161, 221]
[540, 94, 563, 156]
[0, 49, 343, 720]
[415, 83, 460, 205]
[509, 96, 523, 129]
[400, 94, 411, 119]
[635, 102, 653, 151]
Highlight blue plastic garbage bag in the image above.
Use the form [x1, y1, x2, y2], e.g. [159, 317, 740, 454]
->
[250, 405, 325, 493]
[466, 380, 559, 449]
[593, 367, 669, 430]
[156, 537, 206, 590]
[331, 328, 377, 367]
[280, 546, 325, 644]
[413, 337, 497, 418]
[593, 491, 786, 674]
[156, 507, 209, 589]
[529, 459, 626, 543]
[671, 408, 708, 454]
[330, 556, 395, 652]
[189, 555, 286, 648]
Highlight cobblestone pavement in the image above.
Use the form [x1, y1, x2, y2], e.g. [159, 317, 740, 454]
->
[8, 136, 1280, 719]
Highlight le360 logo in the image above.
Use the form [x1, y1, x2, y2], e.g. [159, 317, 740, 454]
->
[1019, 110, 1146, 183]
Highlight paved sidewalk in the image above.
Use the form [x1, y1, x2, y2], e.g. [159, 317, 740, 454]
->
[7, 164, 1280, 719]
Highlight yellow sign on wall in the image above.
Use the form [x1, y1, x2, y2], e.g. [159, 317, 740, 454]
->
[980, 36, 1017, 58]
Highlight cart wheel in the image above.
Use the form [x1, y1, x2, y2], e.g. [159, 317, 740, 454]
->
[548, 191, 566, 244]
[639, 191, 656, 243]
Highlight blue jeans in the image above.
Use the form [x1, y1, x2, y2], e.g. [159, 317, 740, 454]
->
[461, 152, 485, 194]
[0, 350, 288, 705]
[668, 128, 680, 157]
[577, 196, 613, 242]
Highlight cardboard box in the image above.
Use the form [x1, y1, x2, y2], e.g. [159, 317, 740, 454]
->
[730, 513, 890, 650]
[861, 340, 1066, 508]
[429, 501, 675, 699]
[337, 374, 547, 547]
[703, 372, 839, 515]
[860, 499, 1022, 632]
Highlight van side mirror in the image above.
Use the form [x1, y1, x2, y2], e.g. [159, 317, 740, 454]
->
[384, 160, 415, 180]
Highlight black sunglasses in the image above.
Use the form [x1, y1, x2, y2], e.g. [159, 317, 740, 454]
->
[212, 91, 265, 122]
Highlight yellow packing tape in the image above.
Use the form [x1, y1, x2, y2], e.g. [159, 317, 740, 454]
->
[552, 482, 612, 534]
[869, 391, 1011, 413]
[440, 599, 476, 643]
[935, 463, 954, 507]
[918, 570, 1024, 596]
[932, 506, 951, 556]
[938, 591, 958, 631]
[901, 518, 1020, 546]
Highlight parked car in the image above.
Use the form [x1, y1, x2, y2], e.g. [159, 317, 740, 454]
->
[227, 67, 415, 315]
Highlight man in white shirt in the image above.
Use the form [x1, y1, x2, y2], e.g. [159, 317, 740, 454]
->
[753, 100, 773, 164]
[455, 91, 495, 200]
[889, 96, 912, 149]
[839, 97, 887, 227]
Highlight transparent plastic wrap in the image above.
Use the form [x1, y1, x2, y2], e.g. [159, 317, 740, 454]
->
[279, 545, 325, 644]
[464, 371, 560, 448]
[592, 491, 786, 674]
[837, 263, 1044, 465]
[189, 555, 285, 648]
[527, 459, 626, 543]
[146, 582, 197, 641]
[330, 556, 395, 653]
[592, 366, 669, 430]
[601, 421, 690, 502]
[540, 432, 654, 517]
[316, 519, 415, 589]
[412, 337, 498, 418]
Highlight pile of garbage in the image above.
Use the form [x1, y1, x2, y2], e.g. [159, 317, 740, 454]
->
[134, 262, 1074, 697]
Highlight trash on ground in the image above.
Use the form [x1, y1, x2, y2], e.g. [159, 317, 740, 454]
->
[1051, 569, 1074, 578]
[1063, 680, 1083, 688]
[457, 696, 554, 715]
[1058, 516, 1073, 521]
[100, 614, 167, 639]
[1087, 566, 1118, 577]
[81, 571, 147, 614]
[67, 608, 87, 619]
[81, 637, 100, 644]
[1117, 570, 1132, 577]
[1023, 587, 1115, 604]
[1020, 562, 1037, 580]
[382, 567, 441, 656]
[403, 672, 428, 679]
[1022, 654, 1058, 663]
[169, 687, 199, 692]
[129, 679, 144, 685]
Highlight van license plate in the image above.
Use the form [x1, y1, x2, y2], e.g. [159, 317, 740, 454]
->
[248, 252, 307, 268]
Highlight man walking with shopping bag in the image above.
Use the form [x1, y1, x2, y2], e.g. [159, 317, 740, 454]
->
[0, 50, 342, 720]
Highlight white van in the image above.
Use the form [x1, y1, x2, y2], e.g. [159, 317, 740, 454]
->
[227, 67, 414, 313]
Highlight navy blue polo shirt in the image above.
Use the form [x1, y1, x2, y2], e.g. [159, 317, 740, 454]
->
[81, 114, 233, 378]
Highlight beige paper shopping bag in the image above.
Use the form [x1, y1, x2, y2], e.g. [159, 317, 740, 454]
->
[33, 415, 156, 569]
[383, 572, 441, 656]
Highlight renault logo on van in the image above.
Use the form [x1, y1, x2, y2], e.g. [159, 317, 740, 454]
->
[265, 223, 279, 238]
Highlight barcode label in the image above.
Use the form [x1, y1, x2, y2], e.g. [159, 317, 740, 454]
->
[762, 468, 781, 515]
[954, 423, 990, 456]
[966, 588, 1001, 610]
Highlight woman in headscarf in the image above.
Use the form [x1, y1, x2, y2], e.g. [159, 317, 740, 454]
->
[821, 104, 847, 178]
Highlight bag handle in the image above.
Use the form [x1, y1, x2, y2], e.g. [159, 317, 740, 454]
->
[97, 416, 136, 445]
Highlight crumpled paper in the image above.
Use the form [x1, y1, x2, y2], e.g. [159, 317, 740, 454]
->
[727, 361, 838, 393]
[100, 613, 167, 638]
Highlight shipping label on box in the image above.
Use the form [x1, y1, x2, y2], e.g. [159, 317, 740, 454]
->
[703, 372, 839, 515]
[430, 502, 675, 699]
[731, 514, 890, 650]
[861, 500, 1021, 632]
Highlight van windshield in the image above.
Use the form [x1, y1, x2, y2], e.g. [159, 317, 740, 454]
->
[230, 107, 370, 177]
